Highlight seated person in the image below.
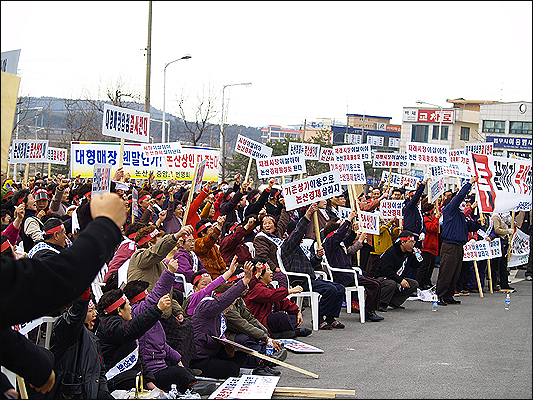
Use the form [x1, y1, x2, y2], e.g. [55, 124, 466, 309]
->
[166, 233, 204, 293]
[219, 215, 256, 267]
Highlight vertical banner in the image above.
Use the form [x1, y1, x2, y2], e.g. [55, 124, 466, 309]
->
[488, 238, 502, 259]
[92, 164, 112, 196]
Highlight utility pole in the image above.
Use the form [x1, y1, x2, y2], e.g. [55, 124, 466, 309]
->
[145, 1, 152, 115]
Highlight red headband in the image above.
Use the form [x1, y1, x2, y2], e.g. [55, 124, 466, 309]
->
[45, 224, 65, 235]
[197, 222, 212, 234]
[128, 232, 137, 239]
[154, 193, 164, 200]
[84, 191, 92, 198]
[16, 196, 25, 206]
[227, 272, 245, 283]
[1, 240, 11, 253]
[138, 195, 150, 204]
[193, 272, 211, 286]
[130, 290, 149, 304]
[104, 294, 127, 314]
[138, 229, 159, 246]
[263, 216, 275, 224]
[229, 222, 239, 234]
[228, 192, 236, 199]
[399, 236, 415, 242]
[325, 230, 336, 240]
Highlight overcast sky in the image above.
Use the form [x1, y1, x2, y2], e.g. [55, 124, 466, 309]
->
[2, 1, 532, 129]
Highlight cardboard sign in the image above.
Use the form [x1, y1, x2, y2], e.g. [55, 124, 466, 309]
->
[275, 338, 324, 353]
[329, 161, 366, 185]
[209, 375, 279, 399]
[471, 153, 532, 213]
[92, 164, 112, 196]
[358, 211, 380, 235]
[333, 144, 371, 163]
[193, 159, 208, 193]
[318, 147, 333, 163]
[256, 155, 306, 179]
[406, 142, 450, 165]
[489, 238, 502, 259]
[102, 103, 150, 143]
[372, 152, 410, 168]
[141, 142, 182, 157]
[381, 170, 420, 191]
[46, 147, 68, 165]
[235, 134, 273, 159]
[379, 200, 403, 220]
[465, 142, 493, 156]
[429, 176, 446, 202]
[288, 142, 320, 160]
[463, 240, 491, 261]
[283, 171, 342, 211]
[10, 139, 49, 163]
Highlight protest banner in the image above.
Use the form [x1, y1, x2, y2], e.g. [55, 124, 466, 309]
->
[208, 377, 240, 399]
[141, 142, 182, 157]
[463, 240, 491, 261]
[329, 161, 366, 185]
[406, 142, 450, 165]
[338, 206, 351, 220]
[449, 148, 465, 163]
[380, 200, 403, 220]
[318, 147, 333, 163]
[471, 153, 532, 214]
[288, 142, 320, 160]
[71, 142, 219, 181]
[380, 170, 420, 190]
[209, 376, 279, 400]
[508, 228, 530, 268]
[91, 164, 112, 196]
[275, 339, 324, 353]
[102, 103, 150, 143]
[256, 155, 306, 179]
[10, 139, 49, 163]
[489, 238, 502, 259]
[465, 142, 493, 156]
[429, 163, 472, 179]
[428, 176, 446, 203]
[372, 152, 410, 168]
[282, 170, 342, 212]
[183, 162, 202, 224]
[358, 211, 380, 235]
[333, 144, 371, 163]
[235, 134, 272, 159]
[46, 146, 67, 165]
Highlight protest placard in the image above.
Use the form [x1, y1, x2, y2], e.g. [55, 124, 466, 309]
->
[131, 188, 138, 224]
[358, 211, 380, 235]
[288, 142, 320, 160]
[429, 163, 472, 179]
[380, 200, 403, 220]
[209, 376, 279, 400]
[338, 206, 351, 220]
[46, 146, 67, 165]
[489, 238, 502, 259]
[318, 147, 333, 163]
[329, 161, 366, 185]
[333, 144, 371, 163]
[429, 176, 446, 203]
[508, 228, 530, 268]
[406, 142, 450, 165]
[141, 142, 182, 157]
[193, 159, 208, 193]
[208, 377, 240, 399]
[256, 155, 306, 179]
[471, 153, 532, 213]
[283, 171, 342, 211]
[92, 164, 112, 196]
[372, 152, 410, 168]
[465, 142, 493, 156]
[235, 134, 273, 159]
[449, 149, 465, 163]
[275, 339, 324, 353]
[381, 170, 420, 190]
[10, 139, 49, 163]
[102, 103, 150, 143]
[463, 240, 491, 261]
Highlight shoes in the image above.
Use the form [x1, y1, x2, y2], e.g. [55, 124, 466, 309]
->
[377, 306, 388, 312]
[331, 320, 345, 329]
[493, 285, 501, 291]
[294, 327, 312, 337]
[318, 321, 332, 330]
[444, 298, 461, 304]
[253, 366, 281, 376]
[189, 382, 217, 396]
[271, 348, 287, 362]
[500, 286, 515, 291]
[366, 310, 384, 322]
[437, 299, 448, 306]
[454, 291, 460, 296]
[390, 304, 405, 309]
[459, 290, 470, 296]
[273, 330, 296, 339]
[187, 367, 203, 376]
[526, 275, 532, 281]
[469, 288, 479, 293]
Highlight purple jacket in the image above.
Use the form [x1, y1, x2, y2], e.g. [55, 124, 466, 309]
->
[162, 200, 182, 234]
[171, 247, 205, 292]
[186, 275, 226, 316]
[131, 269, 181, 374]
[191, 279, 246, 360]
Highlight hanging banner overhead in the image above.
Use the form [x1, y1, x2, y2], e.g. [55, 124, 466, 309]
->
[282, 170, 342, 211]
[235, 134, 272, 159]
[256, 155, 306, 179]
[102, 103, 150, 143]
[372, 153, 410, 168]
[318, 147, 333, 163]
[10, 139, 49, 163]
[329, 161, 366, 185]
[288, 142, 320, 160]
[471, 153, 532, 213]
[406, 142, 450, 165]
[333, 144, 371, 163]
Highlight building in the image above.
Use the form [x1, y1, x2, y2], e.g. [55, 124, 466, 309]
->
[260, 125, 300, 144]
[481, 101, 532, 159]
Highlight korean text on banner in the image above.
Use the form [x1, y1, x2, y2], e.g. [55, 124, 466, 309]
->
[358, 211, 380, 235]
[372, 153, 410, 168]
[489, 238, 502, 259]
[508, 228, 530, 268]
[333, 144, 371, 163]
[463, 240, 491, 261]
[381, 170, 420, 191]
[92, 164, 112, 196]
[329, 161, 366, 185]
[235, 134, 273, 159]
[429, 176, 446, 202]
[193, 159, 208, 193]
[429, 164, 472, 179]
[102, 103, 150, 143]
[406, 142, 450, 165]
[471, 153, 532, 213]
[256, 155, 306, 179]
[288, 142, 320, 160]
[10, 140, 49, 163]
[318, 147, 333, 163]
[47, 147, 67, 165]
[283, 170, 342, 211]
[465, 142, 493, 156]
[141, 142, 182, 157]
[338, 206, 351, 220]
[380, 200, 403, 220]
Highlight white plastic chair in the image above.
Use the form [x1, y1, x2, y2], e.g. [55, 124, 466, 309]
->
[91, 263, 108, 303]
[276, 247, 321, 331]
[300, 239, 328, 281]
[174, 273, 194, 298]
[317, 242, 366, 323]
[244, 241, 255, 258]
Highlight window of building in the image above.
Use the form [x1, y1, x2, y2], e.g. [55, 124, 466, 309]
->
[411, 125, 428, 142]
[482, 120, 505, 133]
[432, 125, 449, 140]
[460, 126, 470, 141]
[509, 121, 532, 135]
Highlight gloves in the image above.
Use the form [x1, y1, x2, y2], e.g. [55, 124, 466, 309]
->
[419, 232, 425, 242]
[423, 172, 431, 184]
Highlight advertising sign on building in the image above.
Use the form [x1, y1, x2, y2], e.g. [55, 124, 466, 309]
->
[235, 134, 273, 159]
[366, 135, 384, 146]
[389, 137, 401, 148]
[372, 153, 409, 168]
[417, 109, 455, 124]
[329, 161, 366, 185]
[102, 104, 150, 143]
[403, 108, 418, 122]
[333, 144, 371, 163]
[256, 155, 306, 179]
[406, 142, 450, 165]
[282, 170, 342, 211]
[288, 142, 320, 160]
[345, 134, 362, 144]
[486, 136, 532, 150]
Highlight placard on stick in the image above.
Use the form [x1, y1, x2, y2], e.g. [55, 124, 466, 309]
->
[92, 164, 112, 196]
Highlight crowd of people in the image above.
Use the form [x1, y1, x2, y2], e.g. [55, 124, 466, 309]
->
[1, 167, 531, 398]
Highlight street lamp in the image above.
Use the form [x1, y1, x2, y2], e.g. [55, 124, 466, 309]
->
[163, 54, 191, 143]
[416, 100, 443, 145]
[219, 82, 252, 181]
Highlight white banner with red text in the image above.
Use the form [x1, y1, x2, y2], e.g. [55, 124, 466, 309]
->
[282, 170, 342, 211]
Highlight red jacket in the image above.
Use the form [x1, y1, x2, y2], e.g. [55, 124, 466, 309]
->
[243, 277, 299, 336]
[219, 226, 253, 266]
[186, 188, 209, 239]
[421, 213, 439, 256]
[104, 238, 136, 282]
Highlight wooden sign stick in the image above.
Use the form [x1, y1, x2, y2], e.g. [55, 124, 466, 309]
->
[274, 387, 356, 398]
[479, 212, 492, 293]
[118, 138, 125, 168]
[182, 162, 201, 225]
[314, 210, 322, 249]
[386, 167, 392, 192]
[507, 211, 516, 264]
[16, 375, 28, 399]
[244, 157, 253, 183]
[472, 260, 484, 297]
[48, 163, 51, 178]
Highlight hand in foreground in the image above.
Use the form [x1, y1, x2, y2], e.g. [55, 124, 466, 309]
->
[29, 370, 55, 394]
[90, 193, 127, 228]
[167, 258, 178, 274]
[157, 294, 171, 311]
[305, 203, 319, 219]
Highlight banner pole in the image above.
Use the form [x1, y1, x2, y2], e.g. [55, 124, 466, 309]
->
[507, 211, 516, 264]
[473, 260, 484, 298]
[182, 162, 200, 225]
[48, 163, 51, 178]
[244, 156, 253, 183]
[118, 138, 125, 168]
[313, 210, 322, 250]
[24, 163, 29, 183]
[386, 167, 392, 192]
[479, 212, 492, 293]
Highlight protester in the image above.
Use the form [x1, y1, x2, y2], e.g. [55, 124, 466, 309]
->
[491, 212, 516, 292]
[417, 201, 441, 290]
[193, 215, 227, 278]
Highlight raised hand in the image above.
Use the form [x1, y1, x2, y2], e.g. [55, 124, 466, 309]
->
[157, 294, 171, 311]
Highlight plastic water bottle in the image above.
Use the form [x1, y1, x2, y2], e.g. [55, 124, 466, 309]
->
[265, 341, 274, 357]
[168, 384, 178, 399]
[413, 247, 424, 263]
[504, 293, 511, 310]
[432, 294, 438, 312]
